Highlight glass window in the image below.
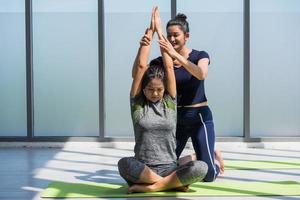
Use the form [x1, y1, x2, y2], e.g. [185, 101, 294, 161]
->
[178, 0, 244, 136]
[0, 0, 27, 136]
[250, 0, 300, 137]
[104, 0, 171, 137]
[32, 0, 99, 136]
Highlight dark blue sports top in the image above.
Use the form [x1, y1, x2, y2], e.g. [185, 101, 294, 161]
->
[151, 49, 210, 106]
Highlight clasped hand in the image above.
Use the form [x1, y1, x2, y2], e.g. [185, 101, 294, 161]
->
[139, 7, 177, 59]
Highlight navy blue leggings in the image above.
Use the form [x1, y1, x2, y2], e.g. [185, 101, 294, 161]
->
[176, 106, 220, 182]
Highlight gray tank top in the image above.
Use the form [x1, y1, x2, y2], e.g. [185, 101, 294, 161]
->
[130, 93, 177, 165]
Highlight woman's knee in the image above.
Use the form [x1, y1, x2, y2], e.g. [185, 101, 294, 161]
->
[191, 160, 208, 180]
[117, 157, 145, 183]
[118, 157, 130, 177]
[203, 167, 218, 182]
[118, 157, 126, 167]
[176, 160, 208, 185]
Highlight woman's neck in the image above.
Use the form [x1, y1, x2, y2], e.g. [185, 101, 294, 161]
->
[177, 46, 191, 58]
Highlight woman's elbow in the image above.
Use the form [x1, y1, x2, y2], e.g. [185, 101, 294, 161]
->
[136, 63, 148, 70]
[133, 64, 147, 76]
[196, 73, 208, 80]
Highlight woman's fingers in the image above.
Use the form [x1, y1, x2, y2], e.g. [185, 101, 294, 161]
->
[158, 39, 176, 58]
[159, 39, 170, 49]
[158, 40, 167, 46]
[145, 27, 154, 37]
[140, 40, 150, 46]
[154, 7, 161, 30]
[140, 27, 153, 46]
[140, 35, 151, 46]
[155, 7, 160, 18]
[150, 7, 156, 31]
[144, 34, 151, 42]
[141, 40, 150, 46]
[158, 40, 168, 51]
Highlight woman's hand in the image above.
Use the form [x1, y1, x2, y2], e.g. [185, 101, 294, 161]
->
[154, 7, 162, 35]
[140, 28, 152, 46]
[158, 35, 177, 58]
[150, 7, 156, 33]
[139, 7, 156, 47]
[131, 8, 154, 97]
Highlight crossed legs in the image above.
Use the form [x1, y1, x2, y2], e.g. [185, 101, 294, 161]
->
[118, 157, 207, 193]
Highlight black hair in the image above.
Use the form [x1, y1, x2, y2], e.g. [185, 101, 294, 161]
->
[166, 13, 189, 33]
[141, 59, 166, 92]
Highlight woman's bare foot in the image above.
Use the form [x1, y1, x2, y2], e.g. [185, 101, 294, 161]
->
[215, 149, 224, 174]
[127, 183, 153, 193]
[128, 183, 190, 193]
[175, 185, 190, 192]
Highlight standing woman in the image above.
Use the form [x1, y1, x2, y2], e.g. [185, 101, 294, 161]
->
[156, 13, 224, 182]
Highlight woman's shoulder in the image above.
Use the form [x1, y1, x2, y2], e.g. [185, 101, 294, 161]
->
[191, 49, 210, 59]
[163, 94, 177, 111]
[130, 93, 145, 109]
[190, 49, 210, 65]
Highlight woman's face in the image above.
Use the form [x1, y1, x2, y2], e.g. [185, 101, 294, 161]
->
[167, 25, 189, 52]
[143, 78, 165, 103]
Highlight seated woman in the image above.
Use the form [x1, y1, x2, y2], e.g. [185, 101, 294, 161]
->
[117, 7, 208, 193]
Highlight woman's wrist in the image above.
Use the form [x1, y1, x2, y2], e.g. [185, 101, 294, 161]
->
[156, 28, 163, 35]
[148, 28, 154, 35]
[169, 50, 180, 60]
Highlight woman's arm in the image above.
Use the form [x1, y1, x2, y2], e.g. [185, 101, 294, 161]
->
[130, 28, 153, 97]
[130, 9, 155, 97]
[131, 8, 155, 78]
[157, 33, 209, 80]
[172, 53, 209, 80]
[155, 8, 176, 98]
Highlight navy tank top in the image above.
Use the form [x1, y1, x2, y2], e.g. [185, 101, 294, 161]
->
[151, 49, 210, 106]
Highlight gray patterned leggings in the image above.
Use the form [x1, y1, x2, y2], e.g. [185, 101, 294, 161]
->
[118, 157, 208, 186]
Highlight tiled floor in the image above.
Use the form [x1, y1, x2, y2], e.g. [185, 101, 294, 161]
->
[0, 142, 300, 200]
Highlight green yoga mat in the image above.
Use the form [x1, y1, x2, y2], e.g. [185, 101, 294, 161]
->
[41, 181, 300, 198]
[225, 160, 300, 170]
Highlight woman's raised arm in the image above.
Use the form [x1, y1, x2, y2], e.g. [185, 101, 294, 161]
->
[155, 8, 176, 98]
[130, 8, 155, 97]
